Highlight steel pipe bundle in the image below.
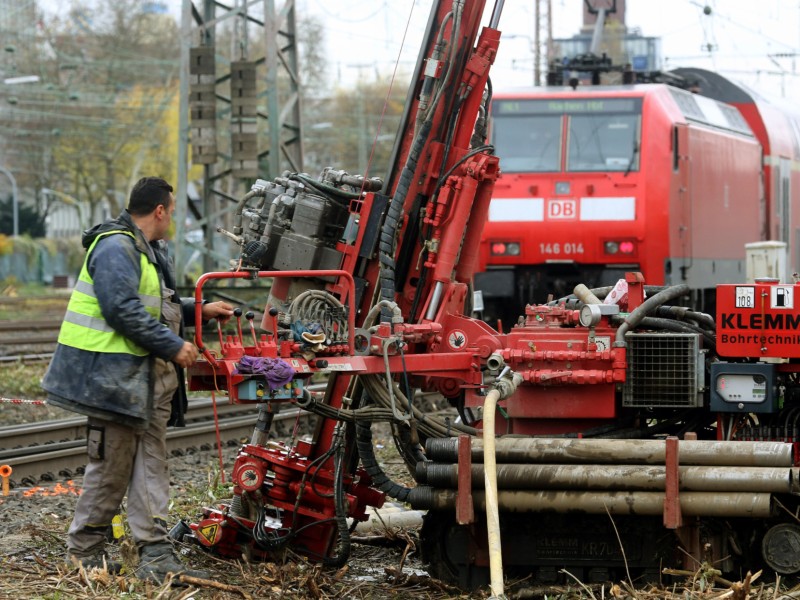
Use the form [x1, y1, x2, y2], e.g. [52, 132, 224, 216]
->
[425, 437, 794, 467]
[409, 437, 798, 518]
[407, 488, 774, 517]
[415, 462, 799, 493]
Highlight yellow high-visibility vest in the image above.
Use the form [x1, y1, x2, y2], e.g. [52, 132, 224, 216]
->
[58, 230, 162, 355]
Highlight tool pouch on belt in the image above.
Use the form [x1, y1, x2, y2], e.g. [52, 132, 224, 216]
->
[155, 285, 181, 397]
[160, 285, 182, 335]
[87, 425, 105, 460]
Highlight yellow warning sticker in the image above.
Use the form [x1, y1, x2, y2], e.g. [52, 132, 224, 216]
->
[198, 523, 220, 545]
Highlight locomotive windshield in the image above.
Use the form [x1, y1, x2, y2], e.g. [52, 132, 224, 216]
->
[492, 97, 643, 174]
[491, 113, 562, 172]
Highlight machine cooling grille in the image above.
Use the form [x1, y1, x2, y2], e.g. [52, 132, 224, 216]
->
[623, 333, 703, 408]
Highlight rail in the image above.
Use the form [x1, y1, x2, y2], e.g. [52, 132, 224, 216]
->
[0, 405, 315, 487]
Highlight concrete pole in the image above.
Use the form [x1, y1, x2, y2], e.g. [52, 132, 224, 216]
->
[176, 0, 192, 279]
[265, 0, 280, 178]
[534, 0, 541, 86]
[0, 165, 18, 237]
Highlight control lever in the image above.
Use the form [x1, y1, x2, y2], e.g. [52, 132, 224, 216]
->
[234, 308, 244, 345]
[268, 307, 280, 345]
[216, 317, 225, 348]
[245, 311, 259, 346]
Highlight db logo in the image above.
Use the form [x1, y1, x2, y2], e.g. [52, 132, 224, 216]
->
[547, 199, 576, 220]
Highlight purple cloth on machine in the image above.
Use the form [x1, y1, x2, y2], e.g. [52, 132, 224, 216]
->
[235, 355, 296, 390]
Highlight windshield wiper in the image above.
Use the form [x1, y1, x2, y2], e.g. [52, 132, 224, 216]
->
[623, 141, 639, 177]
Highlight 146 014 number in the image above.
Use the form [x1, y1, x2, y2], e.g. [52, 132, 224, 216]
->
[539, 242, 584, 255]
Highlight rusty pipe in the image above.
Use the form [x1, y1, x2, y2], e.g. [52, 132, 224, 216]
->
[407, 487, 773, 518]
[425, 437, 793, 467]
[415, 462, 797, 493]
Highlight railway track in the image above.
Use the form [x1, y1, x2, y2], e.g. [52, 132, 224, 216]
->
[0, 352, 53, 364]
[0, 297, 268, 359]
[0, 315, 253, 360]
[0, 397, 318, 487]
[0, 318, 62, 357]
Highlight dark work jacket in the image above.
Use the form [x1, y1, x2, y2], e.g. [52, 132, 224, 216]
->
[42, 211, 195, 428]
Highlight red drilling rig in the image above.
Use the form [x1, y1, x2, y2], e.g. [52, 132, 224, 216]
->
[181, 0, 800, 593]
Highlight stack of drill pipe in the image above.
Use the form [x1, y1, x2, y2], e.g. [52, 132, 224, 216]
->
[407, 438, 798, 518]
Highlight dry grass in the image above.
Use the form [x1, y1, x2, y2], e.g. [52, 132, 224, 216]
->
[0, 523, 474, 600]
[2, 518, 798, 600]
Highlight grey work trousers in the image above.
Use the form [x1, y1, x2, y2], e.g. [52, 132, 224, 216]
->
[67, 357, 178, 556]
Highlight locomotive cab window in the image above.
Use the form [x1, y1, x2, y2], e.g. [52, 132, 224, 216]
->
[491, 97, 643, 174]
[491, 112, 562, 172]
[567, 113, 641, 173]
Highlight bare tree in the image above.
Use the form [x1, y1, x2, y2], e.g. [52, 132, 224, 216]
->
[1, 0, 180, 225]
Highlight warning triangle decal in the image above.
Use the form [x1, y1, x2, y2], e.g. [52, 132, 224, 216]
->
[198, 523, 219, 545]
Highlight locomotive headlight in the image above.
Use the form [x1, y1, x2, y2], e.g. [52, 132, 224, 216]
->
[604, 240, 636, 255]
[491, 242, 521, 256]
[619, 241, 635, 254]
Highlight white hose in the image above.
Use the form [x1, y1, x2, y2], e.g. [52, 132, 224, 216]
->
[483, 363, 522, 600]
[483, 388, 505, 599]
[573, 283, 602, 305]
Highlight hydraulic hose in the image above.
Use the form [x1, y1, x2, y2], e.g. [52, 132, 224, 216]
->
[322, 444, 351, 568]
[615, 284, 691, 346]
[483, 364, 523, 600]
[378, 119, 433, 320]
[253, 506, 291, 550]
[483, 387, 504, 599]
[655, 305, 716, 332]
[631, 316, 716, 347]
[362, 374, 477, 439]
[319, 168, 383, 191]
[295, 389, 396, 423]
[573, 283, 603, 305]
[355, 420, 412, 502]
[233, 188, 266, 234]
[292, 173, 362, 201]
[363, 300, 403, 328]
[549, 284, 670, 306]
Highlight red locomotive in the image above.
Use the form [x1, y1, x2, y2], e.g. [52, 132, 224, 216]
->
[476, 72, 800, 327]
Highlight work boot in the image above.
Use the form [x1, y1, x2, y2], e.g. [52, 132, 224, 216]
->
[69, 551, 123, 575]
[135, 541, 210, 584]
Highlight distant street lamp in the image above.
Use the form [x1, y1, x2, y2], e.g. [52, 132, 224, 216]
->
[0, 165, 18, 237]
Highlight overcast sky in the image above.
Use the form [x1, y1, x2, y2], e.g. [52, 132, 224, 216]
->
[35, 0, 800, 102]
[295, 0, 800, 103]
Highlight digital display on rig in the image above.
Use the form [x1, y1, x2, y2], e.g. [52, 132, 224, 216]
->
[495, 98, 642, 115]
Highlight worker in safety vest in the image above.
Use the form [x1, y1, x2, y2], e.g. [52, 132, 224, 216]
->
[42, 177, 233, 582]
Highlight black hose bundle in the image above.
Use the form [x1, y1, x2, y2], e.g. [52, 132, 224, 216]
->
[378, 119, 433, 321]
[355, 420, 412, 502]
[322, 445, 351, 568]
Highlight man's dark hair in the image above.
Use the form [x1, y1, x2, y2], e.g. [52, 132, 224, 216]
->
[128, 177, 174, 216]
